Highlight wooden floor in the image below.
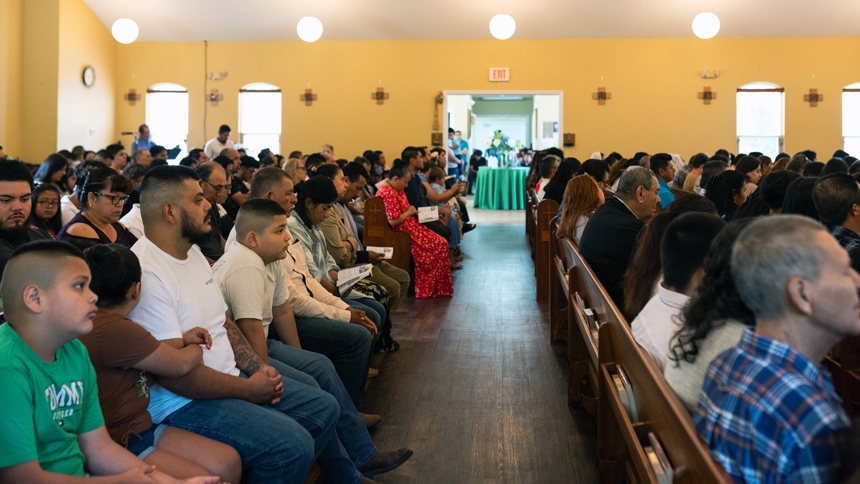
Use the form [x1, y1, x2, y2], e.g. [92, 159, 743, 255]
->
[363, 207, 598, 484]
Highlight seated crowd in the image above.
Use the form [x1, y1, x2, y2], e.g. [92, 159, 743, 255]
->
[0, 130, 486, 482]
[543, 147, 860, 483]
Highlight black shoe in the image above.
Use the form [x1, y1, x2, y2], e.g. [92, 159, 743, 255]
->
[463, 223, 476, 234]
[359, 449, 414, 477]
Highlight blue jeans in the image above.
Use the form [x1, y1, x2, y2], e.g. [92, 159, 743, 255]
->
[294, 316, 372, 405]
[161, 374, 361, 484]
[445, 211, 460, 248]
[344, 297, 385, 331]
[266, 339, 377, 468]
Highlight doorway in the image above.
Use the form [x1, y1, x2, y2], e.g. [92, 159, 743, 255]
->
[443, 91, 563, 167]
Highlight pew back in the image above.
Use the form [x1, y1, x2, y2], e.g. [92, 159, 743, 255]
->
[363, 196, 412, 273]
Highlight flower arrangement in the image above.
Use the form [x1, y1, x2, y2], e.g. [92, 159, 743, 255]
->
[485, 130, 521, 167]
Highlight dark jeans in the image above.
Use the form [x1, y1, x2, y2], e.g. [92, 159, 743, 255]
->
[161, 374, 361, 483]
[294, 316, 373, 405]
[266, 340, 377, 468]
[424, 220, 451, 241]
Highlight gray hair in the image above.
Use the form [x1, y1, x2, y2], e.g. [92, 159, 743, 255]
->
[616, 166, 654, 197]
[731, 215, 828, 320]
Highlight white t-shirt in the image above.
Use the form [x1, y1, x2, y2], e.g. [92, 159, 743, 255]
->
[60, 194, 80, 225]
[536, 178, 551, 200]
[213, 241, 289, 336]
[119, 204, 144, 239]
[204, 138, 235, 160]
[630, 284, 690, 372]
[129, 236, 237, 423]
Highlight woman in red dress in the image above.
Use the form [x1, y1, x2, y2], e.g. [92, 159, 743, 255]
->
[376, 160, 453, 298]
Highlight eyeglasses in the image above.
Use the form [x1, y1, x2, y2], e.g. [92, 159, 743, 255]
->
[36, 199, 60, 208]
[202, 179, 230, 192]
[93, 192, 130, 205]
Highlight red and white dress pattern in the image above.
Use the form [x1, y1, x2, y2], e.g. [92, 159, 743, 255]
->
[377, 184, 453, 298]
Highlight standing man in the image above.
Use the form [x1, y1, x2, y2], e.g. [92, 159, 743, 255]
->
[131, 124, 155, 153]
[446, 128, 463, 177]
[204, 125, 235, 160]
[455, 130, 469, 177]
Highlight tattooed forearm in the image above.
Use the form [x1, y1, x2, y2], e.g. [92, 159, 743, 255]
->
[224, 317, 265, 375]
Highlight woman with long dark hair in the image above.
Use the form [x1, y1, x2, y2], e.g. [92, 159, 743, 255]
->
[705, 171, 747, 221]
[734, 155, 762, 198]
[29, 183, 63, 238]
[542, 158, 581, 205]
[622, 195, 717, 319]
[665, 219, 756, 413]
[33, 153, 70, 193]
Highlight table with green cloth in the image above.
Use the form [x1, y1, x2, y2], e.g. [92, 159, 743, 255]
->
[473, 167, 530, 210]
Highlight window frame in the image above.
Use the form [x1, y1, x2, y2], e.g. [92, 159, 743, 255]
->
[238, 83, 283, 158]
[736, 82, 785, 157]
[145, 83, 190, 164]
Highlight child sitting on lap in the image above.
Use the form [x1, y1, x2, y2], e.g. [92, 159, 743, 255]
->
[0, 240, 219, 484]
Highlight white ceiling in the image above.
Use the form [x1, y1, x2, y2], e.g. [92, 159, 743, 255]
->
[83, 0, 860, 42]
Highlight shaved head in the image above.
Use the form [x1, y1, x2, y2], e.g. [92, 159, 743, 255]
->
[0, 241, 85, 316]
[139, 165, 200, 224]
[235, 198, 287, 240]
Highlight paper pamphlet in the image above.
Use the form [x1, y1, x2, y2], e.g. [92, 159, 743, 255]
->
[366, 247, 393, 259]
[417, 206, 439, 223]
[337, 264, 372, 294]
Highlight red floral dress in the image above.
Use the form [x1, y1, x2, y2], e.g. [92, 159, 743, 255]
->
[377, 184, 453, 298]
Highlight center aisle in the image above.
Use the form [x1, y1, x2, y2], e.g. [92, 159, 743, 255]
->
[362, 208, 598, 483]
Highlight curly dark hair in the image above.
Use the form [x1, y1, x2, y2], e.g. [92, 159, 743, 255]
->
[668, 218, 756, 365]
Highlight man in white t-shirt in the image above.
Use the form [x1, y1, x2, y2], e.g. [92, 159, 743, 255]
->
[129, 165, 372, 484]
[203, 124, 235, 161]
[214, 198, 413, 479]
[630, 213, 725, 371]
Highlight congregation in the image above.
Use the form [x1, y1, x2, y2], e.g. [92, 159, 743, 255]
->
[0, 125, 489, 482]
[534, 146, 860, 483]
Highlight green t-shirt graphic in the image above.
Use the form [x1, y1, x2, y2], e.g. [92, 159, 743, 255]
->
[0, 323, 104, 475]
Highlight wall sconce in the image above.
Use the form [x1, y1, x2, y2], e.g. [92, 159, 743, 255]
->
[563, 133, 575, 147]
[431, 133, 443, 146]
[700, 70, 720, 79]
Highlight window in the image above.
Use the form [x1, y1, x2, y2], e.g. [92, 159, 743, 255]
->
[146, 83, 189, 163]
[239, 83, 282, 158]
[737, 82, 784, 158]
[843, 83, 860, 155]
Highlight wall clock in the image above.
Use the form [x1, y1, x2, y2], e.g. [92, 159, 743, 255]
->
[82, 66, 95, 88]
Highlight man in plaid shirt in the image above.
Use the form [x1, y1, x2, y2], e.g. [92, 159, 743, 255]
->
[695, 216, 860, 483]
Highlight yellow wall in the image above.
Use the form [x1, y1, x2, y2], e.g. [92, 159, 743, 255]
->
[115, 36, 860, 162]
[56, 0, 116, 153]
[0, 0, 23, 157]
[20, 0, 60, 163]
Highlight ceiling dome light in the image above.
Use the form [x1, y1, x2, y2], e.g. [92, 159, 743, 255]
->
[297, 16, 323, 42]
[692, 12, 720, 39]
[489, 14, 516, 40]
[111, 18, 139, 44]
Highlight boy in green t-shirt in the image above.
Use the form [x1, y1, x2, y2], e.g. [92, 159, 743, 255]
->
[0, 241, 218, 484]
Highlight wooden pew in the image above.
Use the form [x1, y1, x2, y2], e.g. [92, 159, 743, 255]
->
[526, 188, 538, 257]
[534, 198, 559, 301]
[557, 233, 728, 483]
[598, 317, 728, 484]
[363, 196, 412, 274]
[548, 218, 568, 344]
[671, 187, 695, 200]
[563, 237, 602, 414]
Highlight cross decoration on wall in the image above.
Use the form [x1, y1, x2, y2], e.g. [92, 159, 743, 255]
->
[371, 87, 390, 105]
[804, 89, 823, 107]
[209, 89, 224, 107]
[300, 89, 318, 106]
[698, 87, 717, 105]
[124, 89, 141, 106]
[592, 87, 611, 105]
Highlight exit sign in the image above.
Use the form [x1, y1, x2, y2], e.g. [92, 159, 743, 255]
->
[489, 68, 510, 82]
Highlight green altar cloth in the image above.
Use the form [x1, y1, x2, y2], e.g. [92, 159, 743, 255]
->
[473, 167, 530, 210]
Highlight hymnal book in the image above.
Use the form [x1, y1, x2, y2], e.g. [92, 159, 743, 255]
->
[366, 246, 393, 259]
[644, 446, 670, 484]
[417, 206, 438, 223]
[648, 432, 674, 483]
[337, 264, 372, 294]
[616, 366, 639, 422]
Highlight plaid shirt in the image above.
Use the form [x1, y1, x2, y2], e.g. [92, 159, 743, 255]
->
[829, 225, 860, 253]
[694, 328, 849, 484]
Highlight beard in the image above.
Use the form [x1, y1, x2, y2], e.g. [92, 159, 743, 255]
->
[0, 218, 29, 242]
[180, 209, 212, 246]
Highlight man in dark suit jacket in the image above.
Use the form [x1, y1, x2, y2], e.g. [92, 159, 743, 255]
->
[579, 166, 661, 307]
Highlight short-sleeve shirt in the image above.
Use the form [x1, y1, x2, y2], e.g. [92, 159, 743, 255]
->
[79, 311, 161, 446]
[404, 174, 432, 208]
[213, 241, 289, 337]
[129, 236, 236, 423]
[0, 323, 104, 475]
